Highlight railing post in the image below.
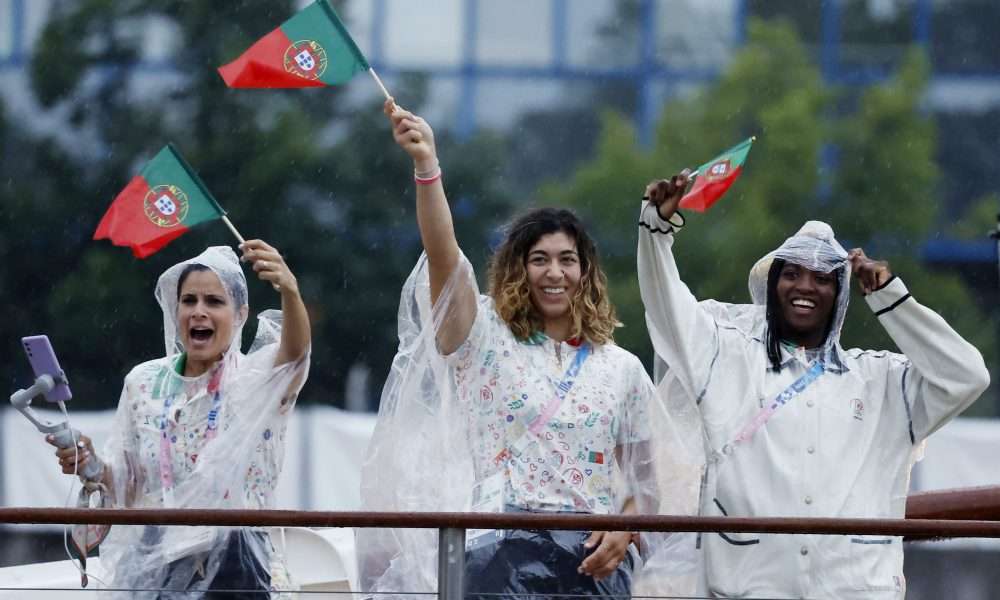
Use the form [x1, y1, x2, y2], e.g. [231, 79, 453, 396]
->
[438, 527, 466, 600]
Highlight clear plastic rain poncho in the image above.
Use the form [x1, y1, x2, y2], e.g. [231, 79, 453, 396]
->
[749, 220, 851, 347]
[90, 246, 309, 598]
[686, 221, 852, 461]
[358, 252, 705, 598]
[668, 221, 852, 366]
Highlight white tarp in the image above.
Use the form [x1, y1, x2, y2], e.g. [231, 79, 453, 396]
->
[910, 417, 1000, 492]
[0, 406, 376, 512]
[908, 417, 1000, 550]
[1, 407, 996, 511]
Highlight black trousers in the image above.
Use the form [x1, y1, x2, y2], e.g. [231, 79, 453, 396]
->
[465, 528, 634, 600]
[155, 530, 272, 599]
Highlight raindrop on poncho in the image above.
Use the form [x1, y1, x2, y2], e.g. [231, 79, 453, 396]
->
[91, 246, 309, 598]
[358, 253, 705, 598]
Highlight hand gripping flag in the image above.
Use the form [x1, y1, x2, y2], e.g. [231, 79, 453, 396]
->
[679, 137, 754, 212]
[94, 145, 226, 258]
[218, 0, 369, 89]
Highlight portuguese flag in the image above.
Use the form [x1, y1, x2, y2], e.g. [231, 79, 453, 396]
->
[218, 0, 369, 88]
[94, 145, 225, 258]
[679, 137, 754, 212]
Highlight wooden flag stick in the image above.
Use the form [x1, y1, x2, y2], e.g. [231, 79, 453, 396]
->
[223, 215, 281, 292]
[222, 215, 246, 245]
[368, 67, 392, 101]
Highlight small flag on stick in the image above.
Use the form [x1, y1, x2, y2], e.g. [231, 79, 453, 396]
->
[218, 0, 371, 90]
[679, 137, 754, 212]
[94, 145, 232, 258]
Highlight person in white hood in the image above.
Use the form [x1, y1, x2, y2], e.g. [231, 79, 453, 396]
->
[637, 170, 990, 599]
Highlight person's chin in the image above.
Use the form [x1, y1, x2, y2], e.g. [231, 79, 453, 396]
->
[782, 316, 817, 337]
[539, 303, 570, 321]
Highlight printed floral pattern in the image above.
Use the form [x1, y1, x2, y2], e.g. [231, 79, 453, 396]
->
[449, 297, 653, 514]
[123, 353, 292, 509]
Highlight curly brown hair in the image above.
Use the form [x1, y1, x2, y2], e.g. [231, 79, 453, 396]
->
[487, 208, 618, 345]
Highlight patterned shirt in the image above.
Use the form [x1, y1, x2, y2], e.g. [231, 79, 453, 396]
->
[116, 346, 296, 509]
[448, 295, 654, 514]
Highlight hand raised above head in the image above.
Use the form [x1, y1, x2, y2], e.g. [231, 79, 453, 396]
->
[848, 248, 892, 295]
[240, 239, 299, 297]
[644, 169, 691, 222]
[384, 98, 438, 172]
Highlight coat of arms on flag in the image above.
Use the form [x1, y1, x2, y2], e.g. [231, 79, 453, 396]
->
[295, 49, 315, 71]
[705, 159, 732, 180]
[678, 137, 754, 212]
[95, 144, 232, 258]
[217, 0, 369, 89]
[284, 40, 328, 79]
[143, 184, 189, 228]
[155, 195, 176, 215]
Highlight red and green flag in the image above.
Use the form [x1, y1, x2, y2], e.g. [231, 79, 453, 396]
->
[679, 137, 754, 212]
[218, 0, 369, 89]
[94, 145, 225, 258]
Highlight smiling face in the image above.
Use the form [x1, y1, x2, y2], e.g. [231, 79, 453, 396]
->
[176, 269, 239, 372]
[774, 262, 837, 348]
[525, 231, 582, 334]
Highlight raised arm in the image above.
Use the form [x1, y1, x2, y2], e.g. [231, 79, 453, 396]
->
[851, 249, 990, 439]
[637, 172, 724, 400]
[240, 239, 311, 367]
[384, 99, 476, 353]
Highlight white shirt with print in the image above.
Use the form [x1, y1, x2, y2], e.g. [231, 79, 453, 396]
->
[448, 295, 654, 515]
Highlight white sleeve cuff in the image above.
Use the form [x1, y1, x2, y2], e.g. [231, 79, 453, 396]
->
[865, 276, 912, 316]
[639, 201, 685, 234]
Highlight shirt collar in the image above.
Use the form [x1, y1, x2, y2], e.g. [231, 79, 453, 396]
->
[520, 331, 584, 347]
[774, 340, 849, 374]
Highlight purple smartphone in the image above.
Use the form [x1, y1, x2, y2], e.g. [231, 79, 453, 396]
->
[21, 335, 72, 403]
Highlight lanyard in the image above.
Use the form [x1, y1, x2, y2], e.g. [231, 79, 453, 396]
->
[158, 386, 180, 502]
[158, 363, 225, 501]
[527, 342, 592, 435]
[732, 359, 825, 445]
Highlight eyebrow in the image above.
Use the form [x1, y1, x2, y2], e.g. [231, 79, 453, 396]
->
[528, 249, 578, 258]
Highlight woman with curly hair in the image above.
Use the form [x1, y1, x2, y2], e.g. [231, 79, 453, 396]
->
[357, 100, 702, 599]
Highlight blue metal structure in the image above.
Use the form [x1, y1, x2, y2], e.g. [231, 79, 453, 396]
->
[1, 0, 998, 415]
[3, 0, 980, 137]
[0, 0, 996, 266]
[1, 0, 27, 68]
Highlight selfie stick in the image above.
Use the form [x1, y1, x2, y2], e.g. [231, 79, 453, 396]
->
[9, 375, 103, 481]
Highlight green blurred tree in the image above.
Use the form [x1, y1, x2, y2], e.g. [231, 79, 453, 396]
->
[3, 1, 512, 410]
[548, 19, 997, 415]
[832, 50, 998, 416]
[547, 19, 828, 365]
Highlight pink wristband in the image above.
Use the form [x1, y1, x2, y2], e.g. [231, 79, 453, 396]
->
[414, 171, 442, 185]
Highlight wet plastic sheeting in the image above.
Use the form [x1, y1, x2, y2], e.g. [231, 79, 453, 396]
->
[465, 528, 633, 600]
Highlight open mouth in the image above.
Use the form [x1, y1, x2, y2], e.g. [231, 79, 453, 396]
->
[790, 298, 816, 311]
[542, 287, 566, 296]
[189, 327, 215, 343]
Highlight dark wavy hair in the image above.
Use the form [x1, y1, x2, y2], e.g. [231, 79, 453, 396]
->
[487, 208, 617, 344]
[765, 258, 842, 371]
